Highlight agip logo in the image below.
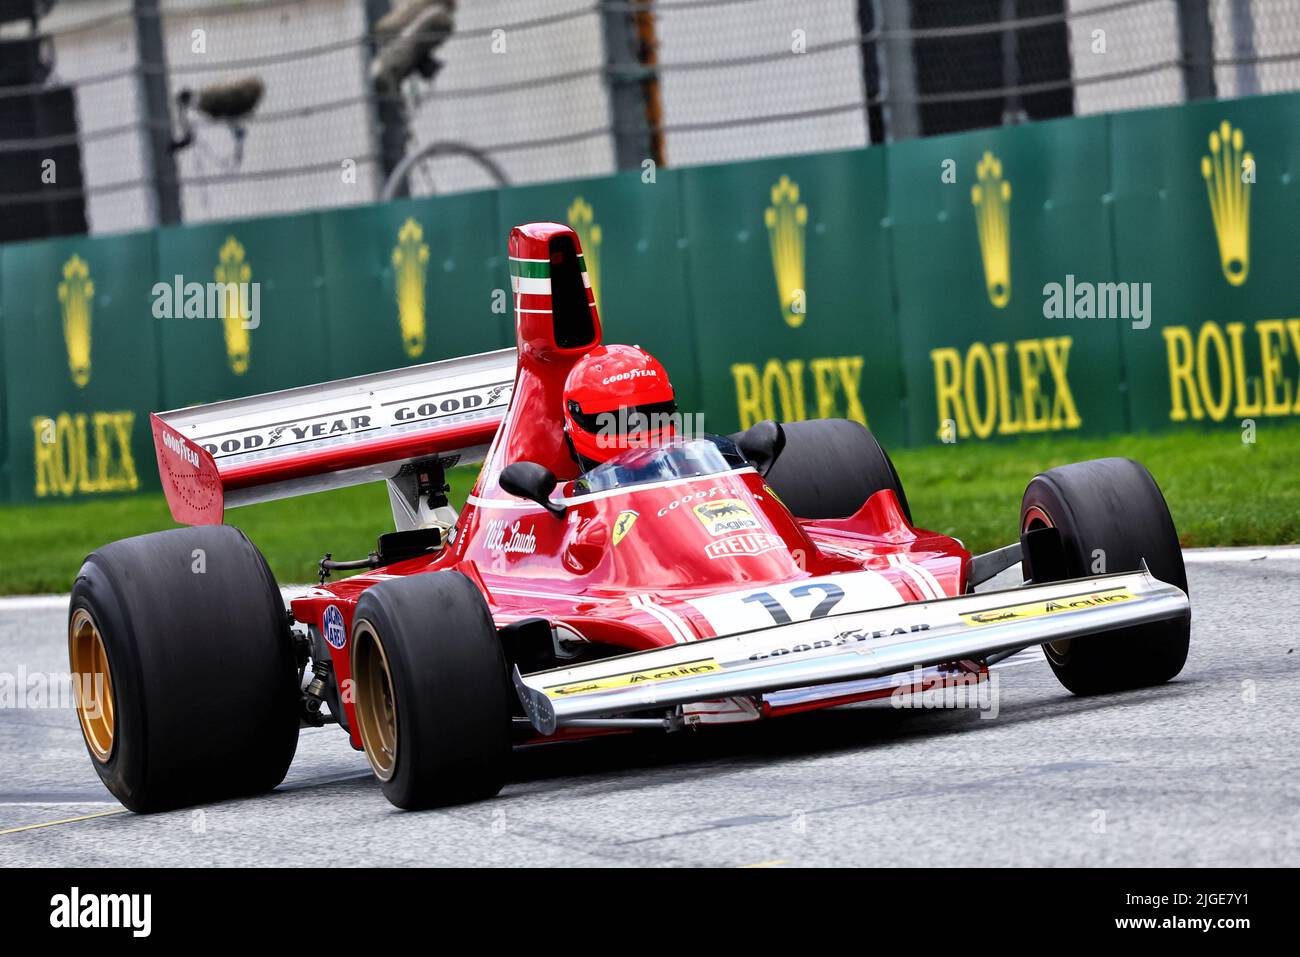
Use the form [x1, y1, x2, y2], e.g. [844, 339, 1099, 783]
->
[392, 217, 429, 358]
[764, 174, 807, 327]
[58, 254, 94, 387]
[693, 498, 760, 536]
[971, 151, 1011, 308]
[216, 236, 252, 374]
[1201, 121, 1252, 286]
[567, 197, 602, 308]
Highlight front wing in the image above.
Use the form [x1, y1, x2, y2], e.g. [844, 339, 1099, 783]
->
[513, 565, 1189, 735]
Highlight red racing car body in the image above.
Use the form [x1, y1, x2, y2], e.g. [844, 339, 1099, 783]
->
[72, 222, 1191, 811]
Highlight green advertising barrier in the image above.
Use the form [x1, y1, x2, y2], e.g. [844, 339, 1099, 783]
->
[318, 190, 512, 379]
[496, 167, 701, 413]
[888, 114, 1127, 447]
[1110, 94, 1300, 435]
[0, 232, 162, 502]
[0, 264, 7, 502]
[3, 92, 1300, 506]
[678, 148, 906, 446]
[154, 212, 330, 410]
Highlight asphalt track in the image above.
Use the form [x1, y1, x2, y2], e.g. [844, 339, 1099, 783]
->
[1, 548, 1297, 867]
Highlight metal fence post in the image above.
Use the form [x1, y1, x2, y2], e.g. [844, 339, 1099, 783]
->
[1230, 0, 1259, 97]
[877, 0, 920, 142]
[364, 0, 412, 199]
[133, 0, 181, 224]
[601, 0, 663, 170]
[1175, 0, 1217, 101]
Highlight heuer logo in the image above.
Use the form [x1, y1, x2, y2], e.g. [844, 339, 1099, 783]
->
[764, 174, 807, 327]
[393, 217, 429, 358]
[693, 498, 760, 536]
[705, 532, 784, 560]
[971, 151, 1011, 308]
[485, 519, 537, 555]
[58, 254, 94, 387]
[567, 196, 602, 308]
[1201, 120, 1252, 286]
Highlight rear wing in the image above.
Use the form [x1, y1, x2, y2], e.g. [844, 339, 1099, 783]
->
[150, 348, 516, 526]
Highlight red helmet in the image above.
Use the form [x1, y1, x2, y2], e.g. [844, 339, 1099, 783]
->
[563, 345, 677, 466]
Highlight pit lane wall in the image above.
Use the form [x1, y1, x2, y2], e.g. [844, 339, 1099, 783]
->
[2, 92, 1298, 504]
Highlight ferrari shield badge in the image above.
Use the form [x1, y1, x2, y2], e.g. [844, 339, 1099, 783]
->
[612, 510, 639, 546]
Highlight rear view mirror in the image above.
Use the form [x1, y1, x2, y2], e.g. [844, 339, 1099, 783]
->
[499, 461, 565, 518]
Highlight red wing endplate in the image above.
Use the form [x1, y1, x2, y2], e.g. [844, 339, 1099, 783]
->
[151, 348, 517, 525]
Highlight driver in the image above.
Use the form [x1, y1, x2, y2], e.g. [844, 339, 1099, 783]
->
[563, 344, 678, 472]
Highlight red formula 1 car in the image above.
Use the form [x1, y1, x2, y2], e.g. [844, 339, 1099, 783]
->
[68, 223, 1191, 812]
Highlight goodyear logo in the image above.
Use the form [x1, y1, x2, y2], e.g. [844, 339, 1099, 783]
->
[693, 498, 760, 536]
[961, 587, 1136, 626]
[545, 658, 721, 698]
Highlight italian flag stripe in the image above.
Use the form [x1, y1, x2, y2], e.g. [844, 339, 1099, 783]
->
[509, 259, 550, 279]
[512, 275, 552, 295]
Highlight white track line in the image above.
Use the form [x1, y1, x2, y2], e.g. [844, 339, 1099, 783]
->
[2, 586, 314, 612]
[4, 546, 1297, 612]
[1181, 546, 1300, 563]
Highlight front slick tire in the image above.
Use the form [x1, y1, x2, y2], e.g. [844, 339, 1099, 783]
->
[351, 571, 511, 810]
[1021, 457, 1190, 697]
[69, 525, 300, 812]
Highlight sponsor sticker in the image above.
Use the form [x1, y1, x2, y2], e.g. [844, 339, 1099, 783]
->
[960, 587, 1137, 626]
[612, 510, 639, 546]
[693, 498, 760, 536]
[322, 604, 347, 650]
[747, 623, 931, 661]
[485, 518, 537, 555]
[704, 531, 784, 559]
[545, 658, 721, 697]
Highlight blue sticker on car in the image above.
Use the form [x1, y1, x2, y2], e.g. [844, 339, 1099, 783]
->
[322, 604, 347, 650]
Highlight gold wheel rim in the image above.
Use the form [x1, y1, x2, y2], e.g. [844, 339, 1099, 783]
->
[352, 620, 399, 782]
[1022, 505, 1071, 658]
[69, 608, 116, 763]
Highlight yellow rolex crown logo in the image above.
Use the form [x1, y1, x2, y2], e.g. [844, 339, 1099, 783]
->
[567, 197, 602, 309]
[1201, 120, 1252, 287]
[971, 152, 1011, 308]
[58, 254, 94, 388]
[764, 174, 808, 328]
[215, 236, 252, 375]
[392, 217, 430, 358]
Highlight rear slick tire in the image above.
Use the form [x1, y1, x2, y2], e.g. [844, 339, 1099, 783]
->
[69, 525, 300, 812]
[748, 418, 912, 522]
